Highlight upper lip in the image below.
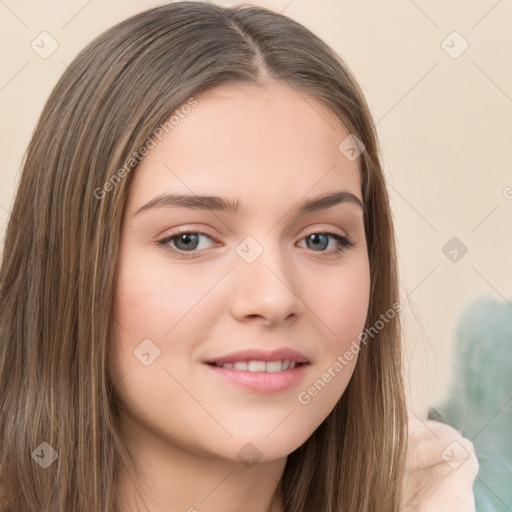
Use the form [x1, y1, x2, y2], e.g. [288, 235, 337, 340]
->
[204, 348, 311, 366]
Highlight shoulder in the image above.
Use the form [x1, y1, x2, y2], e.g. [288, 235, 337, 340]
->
[403, 419, 479, 512]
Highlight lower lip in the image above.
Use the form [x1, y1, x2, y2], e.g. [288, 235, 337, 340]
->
[203, 363, 310, 393]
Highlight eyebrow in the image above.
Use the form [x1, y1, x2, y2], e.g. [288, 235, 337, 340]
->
[135, 190, 364, 216]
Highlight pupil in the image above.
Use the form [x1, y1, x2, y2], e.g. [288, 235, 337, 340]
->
[176, 233, 198, 250]
[309, 234, 327, 251]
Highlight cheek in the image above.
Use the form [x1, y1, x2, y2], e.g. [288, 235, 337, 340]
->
[293, 263, 370, 427]
[304, 259, 369, 369]
[109, 251, 228, 391]
[309, 259, 371, 351]
[113, 253, 221, 340]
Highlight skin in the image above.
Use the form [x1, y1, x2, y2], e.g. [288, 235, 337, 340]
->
[109, 79, 371, 512]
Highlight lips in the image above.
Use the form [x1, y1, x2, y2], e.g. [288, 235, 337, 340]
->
[212, 360, 301, 372]
[204, 347, 311, 367]
[203, 347, 312, 392]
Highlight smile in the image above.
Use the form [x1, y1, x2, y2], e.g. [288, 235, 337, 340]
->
[204, 361, 310, 393]
[209, 360, 302, 372]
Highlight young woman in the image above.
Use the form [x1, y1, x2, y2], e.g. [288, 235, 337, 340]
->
[0, 2, 478, 511]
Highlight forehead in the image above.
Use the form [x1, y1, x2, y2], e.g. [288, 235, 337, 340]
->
[128, 80, 362, 209]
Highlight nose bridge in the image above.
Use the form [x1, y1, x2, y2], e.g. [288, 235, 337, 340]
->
[230, 233, 303, 322]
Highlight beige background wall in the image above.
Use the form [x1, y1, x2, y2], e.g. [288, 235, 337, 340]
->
[1, 0, 511, 416]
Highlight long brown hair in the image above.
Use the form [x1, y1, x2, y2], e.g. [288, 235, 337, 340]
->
[0, 2, 407, 510]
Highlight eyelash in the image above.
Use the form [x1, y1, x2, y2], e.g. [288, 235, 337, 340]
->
[156, 229, 355, 259]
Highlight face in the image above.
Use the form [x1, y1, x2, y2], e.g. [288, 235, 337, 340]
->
[109, 80, 370, 464]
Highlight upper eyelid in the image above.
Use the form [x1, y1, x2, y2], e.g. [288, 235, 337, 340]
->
[161, 225, 349, 239]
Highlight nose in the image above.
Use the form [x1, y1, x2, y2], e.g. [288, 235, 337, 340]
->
[229, 236, 306, 326]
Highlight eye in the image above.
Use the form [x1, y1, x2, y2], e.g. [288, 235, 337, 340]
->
[157, 230, 217, 257]
[157, 230, 354, 258]
[297, 232, 354, 255]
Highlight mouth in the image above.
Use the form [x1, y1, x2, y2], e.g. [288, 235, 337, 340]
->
[203, 348, 311, 393]
[206, 360, 308, 372]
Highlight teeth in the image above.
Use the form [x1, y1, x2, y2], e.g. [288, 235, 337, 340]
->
[265, 361, 283, 373]
[248, 360, 266, 372]
[215, 359, 301, 372]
